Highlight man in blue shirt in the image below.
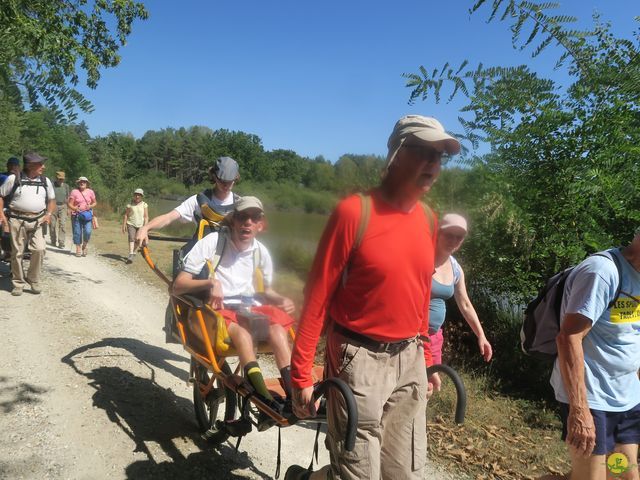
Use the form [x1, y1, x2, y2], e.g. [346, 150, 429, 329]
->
[551, 228, 640, 479]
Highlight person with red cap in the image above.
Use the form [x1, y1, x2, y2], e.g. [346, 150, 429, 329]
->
[286, 115, 460, 480]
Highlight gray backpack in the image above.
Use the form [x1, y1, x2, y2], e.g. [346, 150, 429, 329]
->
[520, 251, 622, 361]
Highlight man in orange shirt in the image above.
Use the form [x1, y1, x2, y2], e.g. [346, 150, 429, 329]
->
[286, 115, 460, 480]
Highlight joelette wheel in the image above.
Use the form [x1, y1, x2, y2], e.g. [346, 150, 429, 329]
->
[192, 358, 237, 444]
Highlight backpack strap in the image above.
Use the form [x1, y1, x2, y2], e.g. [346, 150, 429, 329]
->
[420, 202, 436, 239]
[206, 227, 229, 279]
[205, 227, 265, 294]
[5, 173, 49, 210]
[4, 173, 22, 207]
[341, 193, 370, 287]
[253, 244, 265, 293]
[594, 250, 623, 309]
[353, 193, 370, 251]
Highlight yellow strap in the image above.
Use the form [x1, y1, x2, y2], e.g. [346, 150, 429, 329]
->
[354, 193, 371, 251]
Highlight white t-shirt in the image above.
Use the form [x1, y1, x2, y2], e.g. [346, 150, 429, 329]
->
[0, 174, 55, 213]
[182, 231, 273, 306]
[174, 192, 235, 223]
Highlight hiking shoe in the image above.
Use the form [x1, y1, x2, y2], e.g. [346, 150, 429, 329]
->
[11, 288, 23, 296]
[29, 283, 41, 294]
[126, 253, 135, 264]
[284, 465, 311, 480]
[256, 411, 277, 432]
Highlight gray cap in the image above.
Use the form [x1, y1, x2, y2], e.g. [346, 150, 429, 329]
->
[214, 156, 239, 182]
[234, 196, 263, 212]
[386, 115, 460, 168]
[23, 152, 47, 164]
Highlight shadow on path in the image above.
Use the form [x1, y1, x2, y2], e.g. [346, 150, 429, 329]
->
[100, 252, 129, 263]
[62, 338, 271, 479]
[0, 375, 48, 414]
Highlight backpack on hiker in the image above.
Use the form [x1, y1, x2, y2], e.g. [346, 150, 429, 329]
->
[520, 250, 622, 361]
[171, 191, 240, 279]
[3, 172, 49, 215]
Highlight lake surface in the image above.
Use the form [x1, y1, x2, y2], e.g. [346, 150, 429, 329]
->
[148, 197, 328, 253]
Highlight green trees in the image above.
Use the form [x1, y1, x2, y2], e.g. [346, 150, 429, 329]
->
[1, 0, 148, 121]
[405, 2, 640, 389]
[408, 1, 640, 302]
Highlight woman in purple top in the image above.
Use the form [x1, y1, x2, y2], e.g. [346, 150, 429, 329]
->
[68, 176, 97, 257]
[429, 213, 493, 365]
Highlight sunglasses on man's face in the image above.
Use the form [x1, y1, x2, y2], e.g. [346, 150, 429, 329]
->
[402, 144, 448, 164]
[235, 211, 264, 223]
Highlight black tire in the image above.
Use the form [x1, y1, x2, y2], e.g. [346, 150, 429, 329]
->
[192, 358, 237, 444]
[426, 363, 467, 424]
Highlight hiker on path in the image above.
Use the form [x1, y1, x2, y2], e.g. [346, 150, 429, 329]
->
[0, 152, 55, 296]
[173, 196, 295, 430]
[50, 171, 70, 249]
[122, 188, 148, 264]
[68, 176, 97, 257]
[287, 115, 459, 480]
[429, 213, 492, 365]
[549, 228, 640, 480]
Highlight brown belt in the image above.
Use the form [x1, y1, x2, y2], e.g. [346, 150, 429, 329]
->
[333, 323, 417, 355]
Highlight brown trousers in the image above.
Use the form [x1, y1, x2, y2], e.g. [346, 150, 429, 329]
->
[9, 216, 46, 291]
[324, 326, 428, 479]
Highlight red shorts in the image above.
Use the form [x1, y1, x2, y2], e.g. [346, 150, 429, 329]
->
[219, 305, 295, 329]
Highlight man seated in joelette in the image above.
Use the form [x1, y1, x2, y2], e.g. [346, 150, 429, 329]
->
[172, 196, 295, 426]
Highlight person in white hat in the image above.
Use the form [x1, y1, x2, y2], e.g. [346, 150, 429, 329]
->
[429, 213, 492, 366]
[287, 115, 460, 480]
[67, 176, 97, 257]
[173, 196, 295, 431]
[121, 188, 148, 264]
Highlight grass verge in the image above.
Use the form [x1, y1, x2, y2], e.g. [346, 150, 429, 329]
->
[428, 369, 570, 479]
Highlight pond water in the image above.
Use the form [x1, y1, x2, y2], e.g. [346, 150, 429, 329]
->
[148, 197, 328, 253]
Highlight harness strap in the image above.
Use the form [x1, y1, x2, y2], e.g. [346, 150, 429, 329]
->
[206, 227, 265, 294]
[275, 427, 282, 478]
[8, 210, 46, 221]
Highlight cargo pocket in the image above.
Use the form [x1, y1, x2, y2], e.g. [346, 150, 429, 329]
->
[337, 342, 361, 378]
[327, 431, 370, 479]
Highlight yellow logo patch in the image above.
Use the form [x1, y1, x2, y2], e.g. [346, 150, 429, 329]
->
[607, 452, 629, 475]
[610, 295, 640, 324]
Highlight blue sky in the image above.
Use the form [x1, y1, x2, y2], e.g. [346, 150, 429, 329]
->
[77, 1, 639, 162]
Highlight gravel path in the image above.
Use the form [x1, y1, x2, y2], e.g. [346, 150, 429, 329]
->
[0, 246, 462, 479]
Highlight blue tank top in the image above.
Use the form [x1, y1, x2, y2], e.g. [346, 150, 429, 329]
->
[428, 256, 461, 334]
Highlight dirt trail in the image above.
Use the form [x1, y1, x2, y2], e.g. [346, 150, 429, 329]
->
[0, 246, 461, 479]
